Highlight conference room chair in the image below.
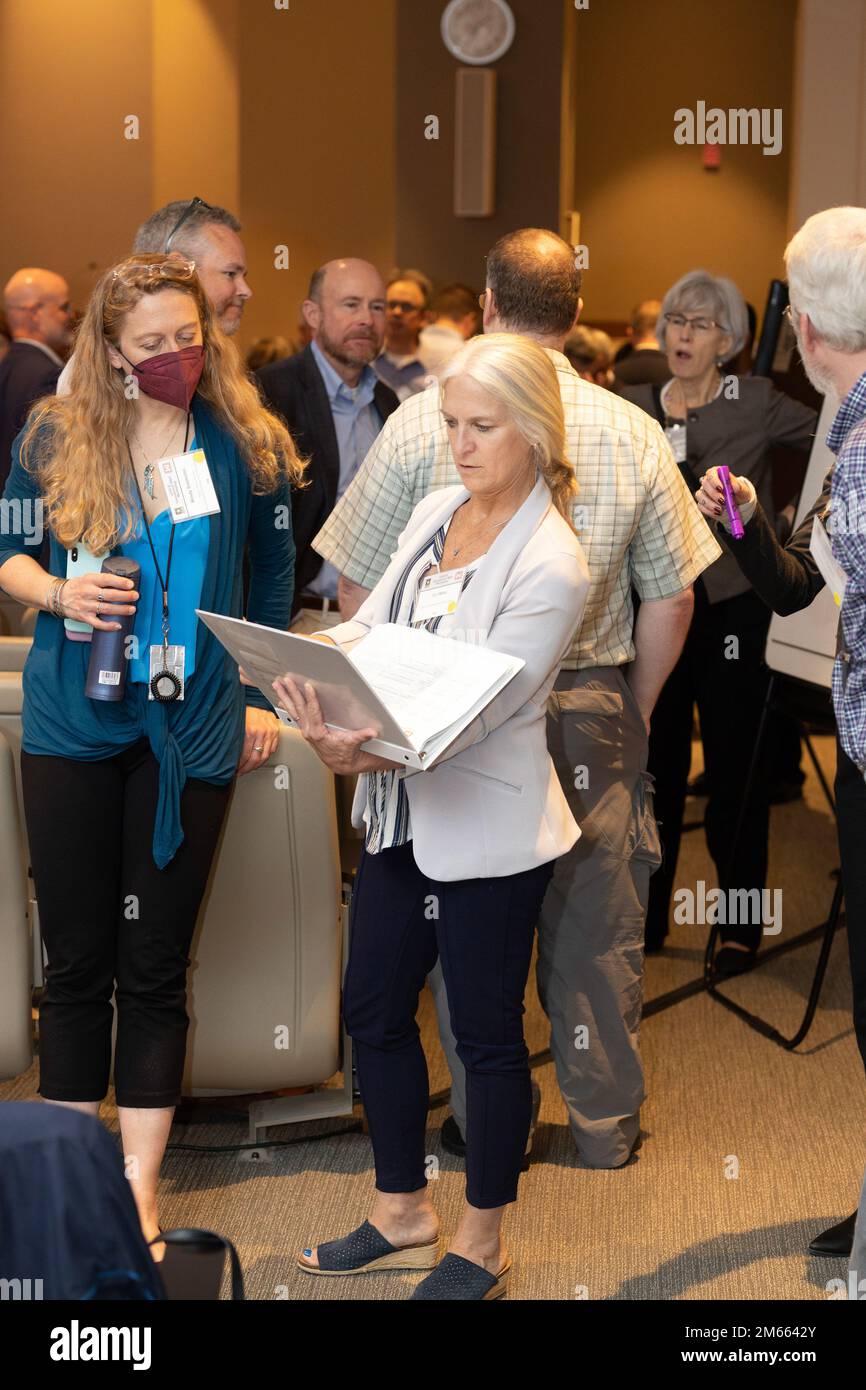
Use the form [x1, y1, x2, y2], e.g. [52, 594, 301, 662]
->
[0, 644, 354, 1143]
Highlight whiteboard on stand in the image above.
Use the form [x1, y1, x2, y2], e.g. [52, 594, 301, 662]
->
[764, 393, 837, 691]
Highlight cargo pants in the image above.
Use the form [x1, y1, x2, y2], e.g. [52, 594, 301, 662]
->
[428, 664, 661, 1168]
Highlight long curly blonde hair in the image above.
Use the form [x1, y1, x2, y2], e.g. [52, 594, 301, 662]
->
[18, 253, 306, 555]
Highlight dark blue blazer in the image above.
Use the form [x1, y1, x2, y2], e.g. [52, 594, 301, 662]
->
[256, 344, 398, 610]
[0, 341, 61, 494]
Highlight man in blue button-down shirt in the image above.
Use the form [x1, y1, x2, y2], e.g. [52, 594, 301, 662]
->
[306, 334, 383, 603]
[256, 259, 399, 633]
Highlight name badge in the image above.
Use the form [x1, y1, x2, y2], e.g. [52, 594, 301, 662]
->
[665, 422, 687, 464]
[158, 449, 220, 522]
[810, 516, 847, 608]
[148, 644, 186, 701]
[412, 567, 466, 622]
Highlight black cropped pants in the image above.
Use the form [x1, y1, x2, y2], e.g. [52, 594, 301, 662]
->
[21, 737, 232, 1108]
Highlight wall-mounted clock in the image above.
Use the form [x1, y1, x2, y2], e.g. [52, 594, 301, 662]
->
[441, 0, 516, 66]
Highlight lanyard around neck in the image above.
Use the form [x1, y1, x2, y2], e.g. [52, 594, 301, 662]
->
[126, 411, 192, 638]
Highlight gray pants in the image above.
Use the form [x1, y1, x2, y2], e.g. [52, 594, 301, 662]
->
[429, 665, 661, 1168]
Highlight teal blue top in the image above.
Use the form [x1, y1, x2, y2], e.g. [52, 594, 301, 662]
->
[0, 398, 295, 869]
[121, 434, 208, 685]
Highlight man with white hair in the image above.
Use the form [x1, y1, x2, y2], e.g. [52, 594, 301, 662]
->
[786, 207, 866, 801]
[787, 207, 866, 1274]
[694, 206, 866, 1260]
[0, 268, 72, 493]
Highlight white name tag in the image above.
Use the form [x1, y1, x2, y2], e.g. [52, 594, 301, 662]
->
[412, 567, 467, 622]
[665, 422, 687, 464]
[810, 515, 847, 608]
[158, 448, 220, 522]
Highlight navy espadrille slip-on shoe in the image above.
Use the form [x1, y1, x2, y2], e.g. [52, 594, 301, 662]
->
[298, 1219, 440, 1275]
[410, 1252, 511, 1300]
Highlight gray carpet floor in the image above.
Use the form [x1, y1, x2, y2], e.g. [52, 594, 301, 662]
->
[3, 733, 863, 1300]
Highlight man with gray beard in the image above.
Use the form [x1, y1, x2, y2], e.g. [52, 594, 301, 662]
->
[257, 259, 399, 632]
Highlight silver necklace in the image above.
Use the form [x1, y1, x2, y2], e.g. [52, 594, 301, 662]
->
[447, 513, 510, 560]
[131, 418, 185, 500]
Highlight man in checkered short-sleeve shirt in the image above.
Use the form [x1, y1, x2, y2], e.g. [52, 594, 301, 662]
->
[314, 230, 721, 1168]
[783, 206, 866, 1266]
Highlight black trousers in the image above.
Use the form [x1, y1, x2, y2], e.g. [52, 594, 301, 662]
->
[834, 740, 866, 1076]
[21, 737, 232, 1107]
[343, 840, 554, 1209]
[645, 584, 772, 950]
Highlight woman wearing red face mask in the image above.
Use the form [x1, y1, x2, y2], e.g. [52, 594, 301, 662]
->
[0, 254, 303, 1255]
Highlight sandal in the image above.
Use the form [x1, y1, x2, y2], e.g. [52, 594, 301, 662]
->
[297, 1219, 440, 1276]
[410, 1251, 512, 1300]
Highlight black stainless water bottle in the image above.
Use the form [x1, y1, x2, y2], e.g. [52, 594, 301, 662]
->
[85, 556, 141, 702]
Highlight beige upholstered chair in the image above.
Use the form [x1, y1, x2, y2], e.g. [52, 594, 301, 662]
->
[0, 599, 37, 638]
[0, 728, 31, 1077]
[182, 725, 353, 1141]
[0, 636, 32, 671]
[0, 672, 37, 998]
[0, 659, 352, 1140]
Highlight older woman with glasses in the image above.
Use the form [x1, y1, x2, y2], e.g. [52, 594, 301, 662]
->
[0, 253, 303, 1255]
[622, 270, 817, 972]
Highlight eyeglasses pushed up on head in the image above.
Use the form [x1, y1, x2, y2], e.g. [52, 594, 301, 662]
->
[164, 196, 214, 253]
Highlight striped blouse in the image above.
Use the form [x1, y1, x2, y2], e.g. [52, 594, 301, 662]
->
[363, 520, 485, 853]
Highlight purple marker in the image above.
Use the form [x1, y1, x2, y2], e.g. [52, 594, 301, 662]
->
[717, 465, 744, 540]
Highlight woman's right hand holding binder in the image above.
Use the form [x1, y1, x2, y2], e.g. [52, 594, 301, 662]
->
[271, 674, 403, 776]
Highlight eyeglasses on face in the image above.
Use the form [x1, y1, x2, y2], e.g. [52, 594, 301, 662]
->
[663, 312, 728, 335]
[164, 196, 214, 253]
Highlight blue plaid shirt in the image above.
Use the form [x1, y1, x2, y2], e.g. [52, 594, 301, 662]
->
[829, 369, 866, 770]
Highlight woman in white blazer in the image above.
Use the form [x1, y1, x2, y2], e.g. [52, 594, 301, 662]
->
[273, 335, 590, 1300]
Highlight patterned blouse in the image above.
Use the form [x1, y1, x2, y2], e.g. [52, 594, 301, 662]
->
[363, 520, 484, 852]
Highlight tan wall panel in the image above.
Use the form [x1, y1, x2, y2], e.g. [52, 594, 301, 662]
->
[237, 0, 397, 352]
[0, 0, 153, 308]
[394, 0, 563, 290]
[571, 0, 796, 321]
[151, 0, 240, 216]
[789, 0, 866, 229]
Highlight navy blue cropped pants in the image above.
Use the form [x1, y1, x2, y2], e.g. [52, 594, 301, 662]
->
[342, 838, 554, 1209]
